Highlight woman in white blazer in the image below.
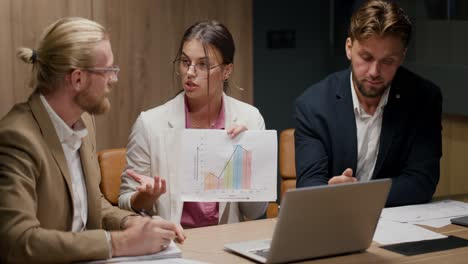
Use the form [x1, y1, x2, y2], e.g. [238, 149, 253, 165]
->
[119, 20, 268, 228]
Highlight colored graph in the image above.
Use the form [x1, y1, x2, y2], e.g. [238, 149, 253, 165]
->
[203, 144, 252, 191]
[180, 129, 277, 202]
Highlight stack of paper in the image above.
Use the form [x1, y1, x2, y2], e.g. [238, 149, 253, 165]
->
[373, 218, 446, 245]
[381, 200, 468, 228]
[373, 200, 468, 245]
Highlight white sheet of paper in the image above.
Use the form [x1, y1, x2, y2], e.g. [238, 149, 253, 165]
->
[373, 218, 447, 245]
[409, 217, 453, 228]
[115, 258, 209, 264]
[380, 200, 468, 223]
[80, 241, 181, 263]
[178, 129, 277, 202]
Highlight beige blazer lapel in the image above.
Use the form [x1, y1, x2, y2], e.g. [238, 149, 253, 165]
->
[222, 93, 238, 128]
[28, 92, 74, 202]
[79, 114, 101, 229]
[166, 93, 186, 129]
[163, 93, 185, 221]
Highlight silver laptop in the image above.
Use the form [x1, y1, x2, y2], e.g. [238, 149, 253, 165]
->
[224, 179, 391, 263]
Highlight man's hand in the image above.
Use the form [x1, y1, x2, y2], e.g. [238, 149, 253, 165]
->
[328, 168, 357, 185]
[111, 216, 186, 257]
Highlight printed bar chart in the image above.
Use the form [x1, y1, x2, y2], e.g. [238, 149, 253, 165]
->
[179, 129, 277, 202]
[203, 145, 252, 191]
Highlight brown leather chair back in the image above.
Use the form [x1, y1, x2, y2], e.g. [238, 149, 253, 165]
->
[267, 128, 296, 218]
[279, 128, 296, 198]
[97, 148, 126, 205]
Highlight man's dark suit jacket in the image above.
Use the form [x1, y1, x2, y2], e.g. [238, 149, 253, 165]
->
[294, 67, 442, 207]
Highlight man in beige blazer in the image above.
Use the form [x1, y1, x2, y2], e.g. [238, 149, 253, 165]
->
[0, 17, 184, 263]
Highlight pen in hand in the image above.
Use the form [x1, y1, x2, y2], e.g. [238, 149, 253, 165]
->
[138, 209, 153, 217]
[137, 209, 186, 244]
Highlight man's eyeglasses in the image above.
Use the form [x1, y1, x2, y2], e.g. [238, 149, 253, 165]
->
[84, 65, 120, 82]
[173, 58, 222, 79]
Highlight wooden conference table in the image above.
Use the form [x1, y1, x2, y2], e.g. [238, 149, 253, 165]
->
[179, 195, 468, 264]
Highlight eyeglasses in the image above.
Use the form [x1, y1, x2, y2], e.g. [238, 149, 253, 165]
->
[84, 65, 120, 82]
[173, 58, 222, 79]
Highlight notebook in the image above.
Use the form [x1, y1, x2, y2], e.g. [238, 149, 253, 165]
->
[451, 215, 468, 227]
[224, 179, 391, 263]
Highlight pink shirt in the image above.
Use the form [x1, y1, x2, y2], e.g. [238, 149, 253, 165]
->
[181, 95, 225, 228]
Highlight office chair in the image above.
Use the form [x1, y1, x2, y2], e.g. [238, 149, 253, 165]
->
[266, 128, 296, 218]
[279, 128, 296, 199]
[97, 148, 126, 205]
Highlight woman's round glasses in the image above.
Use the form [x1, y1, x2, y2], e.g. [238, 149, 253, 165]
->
[173, 58, 222, 79]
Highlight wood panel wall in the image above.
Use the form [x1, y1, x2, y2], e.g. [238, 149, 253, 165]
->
[0, 0, 253, 150]
[0, 0, 466, 196]
[436, 115, 468, 196]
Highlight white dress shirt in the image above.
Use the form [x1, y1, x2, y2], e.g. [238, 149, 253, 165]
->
[40, 95, 88, 232]
[350, 74, 390, 182]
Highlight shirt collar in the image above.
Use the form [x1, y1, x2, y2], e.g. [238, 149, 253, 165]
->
[40, 94, 88, 151]
[350, 72, 390, 117]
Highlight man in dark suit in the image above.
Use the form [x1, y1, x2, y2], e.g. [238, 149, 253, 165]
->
[294, 0, 442, 207]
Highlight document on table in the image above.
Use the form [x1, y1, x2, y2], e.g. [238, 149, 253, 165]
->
[409, 218, 454, 228]
[380, 200, 468, 228]
[175, 129, 277, 202]
[112, 259, 209, 264]
[373, 218, 447, 245]
[80, 241, 181, 263]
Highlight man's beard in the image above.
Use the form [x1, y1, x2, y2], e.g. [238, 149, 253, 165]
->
[74, 84, 111, 115]
[352, 69, 390, 98]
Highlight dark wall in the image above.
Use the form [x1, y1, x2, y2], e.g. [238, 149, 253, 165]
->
[253, 0, 332, 132]
[399, 0, 468, 116]
[253, 0, 332, 202]
[254, 0, 468, 133]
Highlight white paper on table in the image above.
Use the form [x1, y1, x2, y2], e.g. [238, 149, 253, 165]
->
[373, 218, 447, 245]
[380, 200, 468, 223]
[409, 217, 453, 228]
[177, 129, 277, 202]
[80, 241, 182, 263]
[115, 258, 210, 264]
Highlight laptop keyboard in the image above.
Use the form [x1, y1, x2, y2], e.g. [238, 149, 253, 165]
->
[251, 248, 270, 258]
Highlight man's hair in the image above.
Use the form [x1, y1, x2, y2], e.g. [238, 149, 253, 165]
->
[17, 17, 108, 94]
[349, 0, 412, 47]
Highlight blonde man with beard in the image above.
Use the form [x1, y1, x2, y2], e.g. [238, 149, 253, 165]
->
[0, 17, 184, 263]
